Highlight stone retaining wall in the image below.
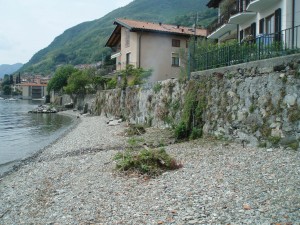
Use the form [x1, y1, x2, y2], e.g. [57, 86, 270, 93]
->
[192, 54, 300, 149]
[93, 54, 300, 149]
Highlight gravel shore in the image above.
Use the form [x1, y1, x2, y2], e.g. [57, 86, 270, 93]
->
[0, 113, 299, 224]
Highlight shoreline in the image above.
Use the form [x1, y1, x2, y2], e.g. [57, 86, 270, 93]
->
[0, 114, 299, 224]
[0, 110, 81, 179]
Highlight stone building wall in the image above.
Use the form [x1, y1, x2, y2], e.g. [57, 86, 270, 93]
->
[92, 54, 300, 149]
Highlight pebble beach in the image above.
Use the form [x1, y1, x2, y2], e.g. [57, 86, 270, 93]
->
[0, 112, 299, 224]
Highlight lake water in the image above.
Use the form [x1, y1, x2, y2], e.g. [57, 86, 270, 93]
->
[0, 99, 74, 175]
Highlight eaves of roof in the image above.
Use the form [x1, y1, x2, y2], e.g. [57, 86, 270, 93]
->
[105, 18, 208, 47]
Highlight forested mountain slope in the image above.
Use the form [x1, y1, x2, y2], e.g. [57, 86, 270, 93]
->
[20, 0, 215, 74]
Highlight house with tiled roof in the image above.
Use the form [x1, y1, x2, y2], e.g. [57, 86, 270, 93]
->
[105, 18, 207, 82]
[16, 81, 47, 100]
[207, 0, 300, 45]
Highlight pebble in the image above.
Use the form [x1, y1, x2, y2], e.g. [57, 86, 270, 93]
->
[0, 113, 299, 224]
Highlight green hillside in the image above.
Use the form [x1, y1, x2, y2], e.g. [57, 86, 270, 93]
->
[20, 0, 216, 74]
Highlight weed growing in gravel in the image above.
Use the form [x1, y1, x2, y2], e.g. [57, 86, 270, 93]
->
[113, 148, 183, 177]
[125, 124, 146, 136]
[127, 137, 145, 148]
[288, 141, 299, 150]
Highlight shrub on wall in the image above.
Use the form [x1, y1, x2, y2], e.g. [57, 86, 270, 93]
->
[107, 76, 117, 89]
[174, 80, 207, 141]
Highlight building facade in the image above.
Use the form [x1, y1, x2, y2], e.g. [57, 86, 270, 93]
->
[16, 83, 47, 100]
[207, 0, 300, 44]
[106, 18, 207, 82]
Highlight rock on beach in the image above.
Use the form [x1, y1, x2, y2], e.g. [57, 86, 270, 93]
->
[0, 111, 299, 224]
[28, 105, 57, 113]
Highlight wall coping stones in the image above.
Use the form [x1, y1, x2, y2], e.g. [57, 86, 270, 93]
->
[191, 53, 300, 80]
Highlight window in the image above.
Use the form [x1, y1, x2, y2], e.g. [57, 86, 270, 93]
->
[274, 8, 282, 41]
[125, 29, 130, 47]
[172, 39, 180, 47]
[266, 14, 275, 34]
[259, 18, 265, 34]
[126, 53, 131, 65]
[172, 53, 180, 67]
[250, 22, 256, 38]
[240, 30, 244, 42]
[244, 26, 251, 36]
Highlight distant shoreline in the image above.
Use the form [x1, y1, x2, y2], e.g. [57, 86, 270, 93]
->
[0, 110, 81, 179]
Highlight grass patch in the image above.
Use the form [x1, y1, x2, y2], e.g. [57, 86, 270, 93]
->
[249, 104, 256, 113]
[288, 106, 300, 122]
[288, 141, 299, 150]
[268, 136, 281, 145]
[113, 148, 182, 177]
[153, 83, 162, 94]
[125, 124, 146, 136]
[258, 142, 267, 148]
[190, 127, 203, 140]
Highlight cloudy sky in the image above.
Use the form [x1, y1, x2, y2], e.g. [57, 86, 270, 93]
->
[0, 0, 133, 65]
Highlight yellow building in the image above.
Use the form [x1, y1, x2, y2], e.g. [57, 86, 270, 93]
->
[106, 18, 207, 82]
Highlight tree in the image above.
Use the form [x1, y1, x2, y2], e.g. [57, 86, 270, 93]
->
[64, 70, 91, 98]
[16, 73, 21, 84]
[1, 74, 11, 95]
[3, 85, 11, 95]
[2, 75, 10, 87]
[47, 65, 77, 93]
[9, 75, 14, 85]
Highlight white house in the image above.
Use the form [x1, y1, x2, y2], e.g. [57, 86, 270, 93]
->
[207, 0, 300, 46]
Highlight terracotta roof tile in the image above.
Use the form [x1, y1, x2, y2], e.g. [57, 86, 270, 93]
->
[18, 83, 48, 87]
[115, 18, 207, 37]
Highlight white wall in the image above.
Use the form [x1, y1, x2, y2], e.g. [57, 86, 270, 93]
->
[295, 0, 300, 27]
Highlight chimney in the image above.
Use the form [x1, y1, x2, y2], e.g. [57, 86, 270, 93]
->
[159, 22, 162, 26]
[177, 25, 180, 28]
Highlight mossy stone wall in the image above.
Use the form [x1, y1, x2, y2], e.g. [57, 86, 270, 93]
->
[93, 54, 300, 149]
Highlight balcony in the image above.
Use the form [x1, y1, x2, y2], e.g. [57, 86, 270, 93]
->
[111, 52, 121, 59]
[247, 0, 280, 12]
[229, 11, 256, 24]
[193, 25, 300, 72]
[208, 0, 256, 39]
[207, 5, 238, 39]
[207, 23, 237, 39]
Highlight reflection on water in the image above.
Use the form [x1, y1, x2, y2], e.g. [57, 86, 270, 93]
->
[0, 100, 73, 166]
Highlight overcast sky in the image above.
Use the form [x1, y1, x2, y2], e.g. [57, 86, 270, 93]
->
[0, 0, 133, 65]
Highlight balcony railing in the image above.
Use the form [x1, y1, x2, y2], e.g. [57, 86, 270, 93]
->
[208, 5, 238, 34]
[207, 0, 252, 34]
[191, 25, 300, 72]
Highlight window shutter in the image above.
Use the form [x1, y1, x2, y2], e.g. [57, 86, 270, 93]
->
[259, 18, 264, 34]
[275, 8, 282, 41]
[251, 22, 256, 37]
[240, 29, 244, 42]
[236, 0, 240, 12]
[240, 0, 244, 12]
